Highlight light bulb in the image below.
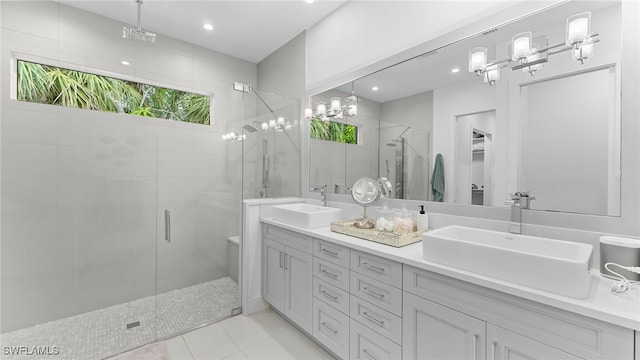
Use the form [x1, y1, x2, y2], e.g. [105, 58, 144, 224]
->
[347, 104, 357, 116]
[261, 122, 269, 130]
[566, 12, 591, 45]
[316, 103, 326, 116]
[468, 47, 487, 74]
[330, 97, 341, 112]
[304, 108, 313, 119]
[277, 117, 285, 126]
[512, 32, 532, 61]
[269, 119, 276, 128]
[483, 67, 500, 86]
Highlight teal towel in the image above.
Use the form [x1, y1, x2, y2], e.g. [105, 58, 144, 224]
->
[431, 153, 445, 202]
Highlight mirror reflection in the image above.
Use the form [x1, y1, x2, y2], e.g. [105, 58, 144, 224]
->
[308, 0, 622, 216]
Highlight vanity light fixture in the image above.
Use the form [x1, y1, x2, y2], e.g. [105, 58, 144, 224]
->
[305, 95, 358, 122]
[468, 12, 598, 85]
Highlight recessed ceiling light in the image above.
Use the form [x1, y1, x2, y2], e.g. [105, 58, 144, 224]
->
[451, 67, 460, 73]
[203, 23, 214, 31]
[372, 86, 379, 91]
[305, 0, 316, 3]
[121, 60, 130, 66]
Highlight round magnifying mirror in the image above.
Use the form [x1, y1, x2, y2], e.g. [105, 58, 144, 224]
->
[351, 177, 380, 229]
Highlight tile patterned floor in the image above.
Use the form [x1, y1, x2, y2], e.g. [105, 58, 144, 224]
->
[115, 308, 335, 360]
[1, 277, 240, 360]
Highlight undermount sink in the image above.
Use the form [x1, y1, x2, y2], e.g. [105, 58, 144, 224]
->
[271, 203, 342, 228]
[422, 226, 593, 299]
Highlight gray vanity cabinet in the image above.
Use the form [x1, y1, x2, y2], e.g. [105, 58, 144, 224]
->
[262, 225, 313, 334]
[403, 292, 486, 360]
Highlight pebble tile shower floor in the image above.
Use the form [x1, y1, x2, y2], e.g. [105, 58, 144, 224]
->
[0, 277, 239, 360]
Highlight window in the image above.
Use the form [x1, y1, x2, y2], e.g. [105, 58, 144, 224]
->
[310, 118, 358, 144]
[16, 60, 211, 125]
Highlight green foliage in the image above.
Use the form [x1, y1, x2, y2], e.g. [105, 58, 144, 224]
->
[16, 60, 210, 125]
[310, 118, 357, 144]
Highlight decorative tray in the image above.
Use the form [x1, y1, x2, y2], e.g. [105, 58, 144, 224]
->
[330, 219, 423, 248]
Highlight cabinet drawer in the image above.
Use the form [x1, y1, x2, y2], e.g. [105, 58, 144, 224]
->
[313, 298, 350, 360]
[350, 319, 402, 360]
[350, 295, 402, 345]
[313, 277, 350, 315]
[263, 224, 312, 253]
[314, 257, 350, 291]
[351, 272, 402, 316]
[351, 250, 402, 287]
[314, 239, 350, 268]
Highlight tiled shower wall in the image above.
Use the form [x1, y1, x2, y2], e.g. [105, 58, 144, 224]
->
[0, 1, 257, 332]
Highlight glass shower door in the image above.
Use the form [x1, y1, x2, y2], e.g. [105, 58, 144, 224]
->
[154, 80, 243, 341]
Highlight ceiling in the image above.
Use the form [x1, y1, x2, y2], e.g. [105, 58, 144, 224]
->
[55, 0, 347, 64]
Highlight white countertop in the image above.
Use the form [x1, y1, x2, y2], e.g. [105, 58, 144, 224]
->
[261, 217, 640, 331]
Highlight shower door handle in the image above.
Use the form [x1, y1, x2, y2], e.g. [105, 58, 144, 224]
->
[164, 209, 171, 243]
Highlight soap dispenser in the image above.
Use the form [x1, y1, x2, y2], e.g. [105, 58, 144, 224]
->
[394, 204, 414, 234]
[376, 202, 394, 232]
[417, 205, 429, 232]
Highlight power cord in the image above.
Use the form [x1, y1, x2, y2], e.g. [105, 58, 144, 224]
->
[604, 262, 640, 295]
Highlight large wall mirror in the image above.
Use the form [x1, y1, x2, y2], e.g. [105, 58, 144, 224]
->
[308, 0, 623, 217]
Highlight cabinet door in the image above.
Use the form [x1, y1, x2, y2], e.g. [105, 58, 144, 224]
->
[487, 325, 581, 360]
[284, 246, 313, 333]
[263, 238, 285, 312]
[403, 292, 486, 360]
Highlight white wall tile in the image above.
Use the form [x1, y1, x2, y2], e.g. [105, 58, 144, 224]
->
[157, 126, 193, 153]
[158, 152, 193, 177]
[2, 108, 58, 144]
[1, 143, 57, 177]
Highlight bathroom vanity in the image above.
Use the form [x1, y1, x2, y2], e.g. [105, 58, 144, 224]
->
[261, 219, 639, 360]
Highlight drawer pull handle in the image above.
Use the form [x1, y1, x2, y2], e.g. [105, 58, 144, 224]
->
[321, 248, 339, 257]
[362, 311, 385, 326]
[362, 262, 385, 273]
[284, 253, 289, 270]
[279, 251, 284, 268]
[321, 269, 338, 280]
[321, 290, 338, 301]
[363, 349, 378, 360]
[473, 334, 479, 360]
[362, 286, 385, 299]
[321, 322, 338, 334]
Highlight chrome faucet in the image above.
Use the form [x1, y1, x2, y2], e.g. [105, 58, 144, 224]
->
[310, 184, 328, 206]
[504, 191, 535, 234]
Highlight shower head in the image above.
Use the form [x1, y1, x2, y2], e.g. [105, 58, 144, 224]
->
[122, 0, 156, 43]
[243, 124, 259, 133]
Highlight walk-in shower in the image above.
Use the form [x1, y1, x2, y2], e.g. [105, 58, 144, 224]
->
[239, 85, 301, 200]
[386, 126, 410, 199]
[381, 125, 431, 200]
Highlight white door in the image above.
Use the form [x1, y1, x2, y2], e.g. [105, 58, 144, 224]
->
[284, 246, 313, 333]
[262, 238, 285, 312]
[487, 324, 581, 360]
[403, 292, 486, 360]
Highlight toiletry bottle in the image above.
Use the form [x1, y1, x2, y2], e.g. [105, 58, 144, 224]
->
[376, 202, 394, 232]
[417, 205, 429, 232]
[394, 204, 413, 234]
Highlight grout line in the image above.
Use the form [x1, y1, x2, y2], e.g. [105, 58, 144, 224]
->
[179, 335, 196, 360]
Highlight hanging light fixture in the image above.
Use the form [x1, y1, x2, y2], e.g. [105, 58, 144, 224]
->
[468, 11, 599, 86]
